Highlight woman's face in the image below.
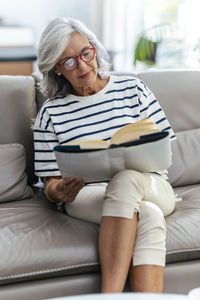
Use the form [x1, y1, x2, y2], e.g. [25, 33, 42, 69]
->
[56, 32, 100, 95]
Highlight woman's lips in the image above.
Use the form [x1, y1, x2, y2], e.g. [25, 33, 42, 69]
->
[79, 71, 91, 79]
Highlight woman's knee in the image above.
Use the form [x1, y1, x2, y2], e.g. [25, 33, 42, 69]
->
[139, 201, 166, 230]
[102, 170, 144, 219]
[105, 169, 144, 200]
[132, 201, 166, 266]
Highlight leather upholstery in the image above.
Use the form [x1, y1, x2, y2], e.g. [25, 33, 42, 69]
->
[0, 75, 37, 184]
[0, 274, 101, 300]
[0, 70, 200, 298]
[138, 69, 200, 132]
[0, 143, 33, 202]
[166, 184, 200, 263]
[168, 129, 200, 186]
[0, 191, 99, 286]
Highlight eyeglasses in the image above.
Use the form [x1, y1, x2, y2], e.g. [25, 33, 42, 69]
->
[58, 43, 95, 71]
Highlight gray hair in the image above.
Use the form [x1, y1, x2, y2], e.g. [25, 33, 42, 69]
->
[38, 17, 110, 98]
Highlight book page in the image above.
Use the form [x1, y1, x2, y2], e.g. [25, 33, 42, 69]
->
[111, 119, 159, 145]
[64, 139, 110, 149]
[112, 129, 159, 145]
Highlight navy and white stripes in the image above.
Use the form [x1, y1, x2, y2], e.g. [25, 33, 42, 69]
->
[34, 75, 175, 177]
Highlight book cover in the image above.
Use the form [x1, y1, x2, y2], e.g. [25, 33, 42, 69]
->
[54, 122, 172, 183]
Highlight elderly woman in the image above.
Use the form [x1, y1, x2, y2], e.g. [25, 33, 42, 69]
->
[34, 17, 176, 293]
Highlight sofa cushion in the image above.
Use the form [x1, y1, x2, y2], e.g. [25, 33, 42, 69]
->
[0, 144, 33, 202]
[0, 75, 37, 185]
[138, 69, 200, 132]
[166, 184, 200, 263]
[168, 128, 200, 187]
[0, 184, 199, 285]
[0, 193, 100, 285]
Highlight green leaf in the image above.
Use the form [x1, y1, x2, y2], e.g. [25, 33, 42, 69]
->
[133, 23, 176, 66]
[134, 36, 158, 65]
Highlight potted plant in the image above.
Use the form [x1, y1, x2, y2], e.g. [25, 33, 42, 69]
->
[134, 23, 176, 67]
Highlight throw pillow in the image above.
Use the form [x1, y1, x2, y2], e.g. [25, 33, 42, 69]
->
[168, 128, 200, 187]
[0, 143, 33, 202]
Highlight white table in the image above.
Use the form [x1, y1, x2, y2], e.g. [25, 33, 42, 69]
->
[47, 292, 188, 300]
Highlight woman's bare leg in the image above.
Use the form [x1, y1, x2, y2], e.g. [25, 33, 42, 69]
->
[99, 213, 137, 293]
[128, 201, 166, 293]
[98, 170, 172, 293]
[129, 265, 164, 293]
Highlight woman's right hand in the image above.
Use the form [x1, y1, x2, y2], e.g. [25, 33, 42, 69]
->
[45, 176, 85, 203]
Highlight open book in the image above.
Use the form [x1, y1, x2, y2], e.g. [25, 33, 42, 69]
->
[60, 118, 159, 150]
[54, 118, 172, 182]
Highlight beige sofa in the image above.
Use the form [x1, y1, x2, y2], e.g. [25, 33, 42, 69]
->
[0, 69, 200, 300]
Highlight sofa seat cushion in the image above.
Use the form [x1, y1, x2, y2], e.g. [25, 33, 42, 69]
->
[0, 184, 199, 285]
[0, 190, 100, 286]
[166, 184, 200, 263]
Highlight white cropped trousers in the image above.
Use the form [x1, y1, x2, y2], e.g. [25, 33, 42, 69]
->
[65, 170, 176, 267]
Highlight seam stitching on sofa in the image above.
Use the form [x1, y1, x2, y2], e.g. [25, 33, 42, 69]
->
[0, 261, 99, 280]
[136, 71, 141, 79]
[167, 248, 200, 255]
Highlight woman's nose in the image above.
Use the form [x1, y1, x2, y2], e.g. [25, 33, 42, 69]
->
[77, 57, 87, 70]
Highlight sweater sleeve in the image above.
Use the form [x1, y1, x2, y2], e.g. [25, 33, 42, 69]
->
[137, 79, 176, 141]
[34, 105, 61, 177]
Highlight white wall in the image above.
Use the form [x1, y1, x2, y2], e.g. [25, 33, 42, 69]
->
[0, 0, 102, 46]
[0, 0, 146, 72]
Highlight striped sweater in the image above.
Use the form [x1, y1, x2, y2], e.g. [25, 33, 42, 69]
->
[34, 75, 175, 177]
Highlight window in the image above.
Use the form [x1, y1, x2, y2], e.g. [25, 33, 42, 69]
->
[102, 0, 200, 71]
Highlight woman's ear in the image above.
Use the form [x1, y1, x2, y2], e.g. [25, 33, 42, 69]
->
[54, 69, 61, 76]
[54, 64, 62, 75]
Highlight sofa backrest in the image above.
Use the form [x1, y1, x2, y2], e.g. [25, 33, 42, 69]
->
[132, 69, 200, 186]
[1, 70, 200, 187]
[0, 75, 37, 185]
[137, 69, 200, 132]
[113, 69, 200, 132]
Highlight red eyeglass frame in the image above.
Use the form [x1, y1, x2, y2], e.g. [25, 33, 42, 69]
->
[57, 43, 96, 70]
